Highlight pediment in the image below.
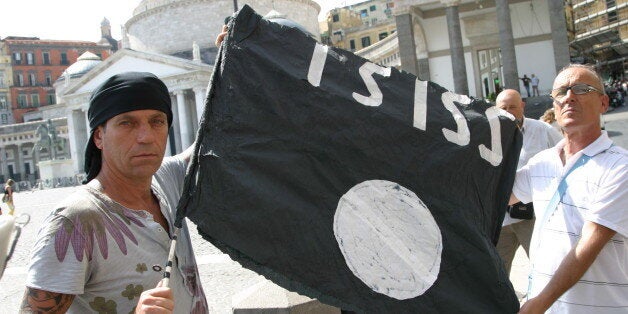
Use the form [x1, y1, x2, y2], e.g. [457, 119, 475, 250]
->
[65, 49, 211, 95]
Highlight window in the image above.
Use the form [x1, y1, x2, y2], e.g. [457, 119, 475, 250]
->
[361, 36, 371, 48]
[60, 52, 68, 65]
[371, 18, 378, 24]
[379, 32, 388, 40]
[31, 94, 40, 107]
[608, 10, 617, 23]
[45, 71, 52, 86]
[13, 52, 21, 65]
[350, 39, 356, 51]
[1, 114, 7, 125]
[26, 52, 35, 65]
[0, 95, 7, 109]
[47, 92, 56, 105]
[29, 72, 36, 86]
[16, 72, 24, 86]
[332, 14, 339, 22]
[42, 51, 50, 65]
[360, 9, 368, 18]
[370, 5, 377, 11]
[18, 94, 28, 108]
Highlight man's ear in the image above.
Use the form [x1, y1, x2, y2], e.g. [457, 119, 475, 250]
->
[600, 93, 610, 113]
[93, 126, 104, 150]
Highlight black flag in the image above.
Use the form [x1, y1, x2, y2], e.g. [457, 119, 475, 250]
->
[177, 5, 521, 313]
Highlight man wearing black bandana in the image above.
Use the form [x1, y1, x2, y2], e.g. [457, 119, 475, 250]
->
[22, 72, 208, 313]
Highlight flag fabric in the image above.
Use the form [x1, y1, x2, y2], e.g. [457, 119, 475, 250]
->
[177, 5, 521, 313]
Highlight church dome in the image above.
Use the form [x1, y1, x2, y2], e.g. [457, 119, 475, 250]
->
[264, 9, 316, 39]
[57, 52, 102, 81]
[124, 0, 320, 56]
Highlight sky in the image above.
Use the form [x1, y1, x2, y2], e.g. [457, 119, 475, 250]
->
[1, 0, 364, 42]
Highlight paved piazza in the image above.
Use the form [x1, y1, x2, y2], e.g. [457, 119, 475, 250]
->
[0, 186, 529, 313]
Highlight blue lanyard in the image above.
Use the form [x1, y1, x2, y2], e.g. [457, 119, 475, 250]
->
[527, 153, 592, 298]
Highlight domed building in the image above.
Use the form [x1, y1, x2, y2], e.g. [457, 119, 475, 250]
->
[124, 0, 320, 57]
[54, 51, 102, 100]
[52, 0, 321, 176]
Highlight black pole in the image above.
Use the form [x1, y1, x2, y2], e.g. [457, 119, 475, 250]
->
[233, 0, 238, 11]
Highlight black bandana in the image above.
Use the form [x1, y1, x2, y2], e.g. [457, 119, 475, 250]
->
[83, 72, 173, 183]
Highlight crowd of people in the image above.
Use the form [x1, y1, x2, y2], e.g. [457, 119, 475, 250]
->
[9, 24, 626, 314]
[604, 79, 627, 108]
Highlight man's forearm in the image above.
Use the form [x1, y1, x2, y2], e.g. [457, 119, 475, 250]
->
[526, 222, 616, 311]
[20, 287, 75, 313]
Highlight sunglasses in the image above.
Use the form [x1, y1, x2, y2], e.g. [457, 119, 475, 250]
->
[550, 84, 602, 101]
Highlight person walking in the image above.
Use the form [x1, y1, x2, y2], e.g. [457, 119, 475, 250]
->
[511, 64, 627, 313]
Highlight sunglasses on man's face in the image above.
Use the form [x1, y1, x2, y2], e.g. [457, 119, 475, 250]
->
[550, 84, 602, 101]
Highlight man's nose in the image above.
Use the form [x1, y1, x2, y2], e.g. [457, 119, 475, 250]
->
[136, 123, 156, 142]
[557, 89, 577, 106]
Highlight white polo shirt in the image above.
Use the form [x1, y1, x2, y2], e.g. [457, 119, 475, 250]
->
[513, 132, 628, 313]
[502, 118, 562, 226]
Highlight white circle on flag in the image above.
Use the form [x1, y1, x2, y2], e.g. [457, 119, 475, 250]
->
[333, 180, 442, 300]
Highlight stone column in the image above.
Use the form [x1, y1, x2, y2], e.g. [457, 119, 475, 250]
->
[170, 94, 182, 154]
[175, 90, 192, 150]
[0, 147, 7, 180]
[496, 0, 519, 91]
[16, 144, 24, 181]
[442, 0, 469, 95]
[548, 0, 570, 72]
[66, 110, 83, 173]
[395, 12, 419, 76]
[193, 87, 206, 125]
[33, 144, 40, 179]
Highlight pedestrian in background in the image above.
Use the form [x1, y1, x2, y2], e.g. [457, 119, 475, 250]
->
[520, 74, 531, 97]
[531, 74, 540, 97]
[2, 179, 15, 216]
[540, 108, 561, 134]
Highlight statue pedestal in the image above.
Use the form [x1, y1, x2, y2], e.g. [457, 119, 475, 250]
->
[38, 159, 74, 182]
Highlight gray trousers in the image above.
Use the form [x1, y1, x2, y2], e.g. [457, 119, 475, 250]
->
[496, 218, 535, 274]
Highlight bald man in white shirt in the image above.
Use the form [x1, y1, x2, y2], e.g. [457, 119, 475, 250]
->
[495, 89, 562, 275]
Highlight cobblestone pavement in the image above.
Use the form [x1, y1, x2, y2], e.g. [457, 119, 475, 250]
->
[0, 187, 529, 313]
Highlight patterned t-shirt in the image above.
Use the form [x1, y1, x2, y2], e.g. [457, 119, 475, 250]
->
[26, 156, 207, 313]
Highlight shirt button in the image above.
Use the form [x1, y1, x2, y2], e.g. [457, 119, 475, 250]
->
[157, 227, 163, 233]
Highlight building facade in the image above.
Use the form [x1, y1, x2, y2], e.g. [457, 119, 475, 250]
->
[324, 0, 397, 52]
[0, 37, 113, 124]
[0, 0, 322, 186]
[0, 118, 69, 184]
[390, 0, 570, 98]
[0, 45, 12, 125]
[569, 0, 627, 79]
